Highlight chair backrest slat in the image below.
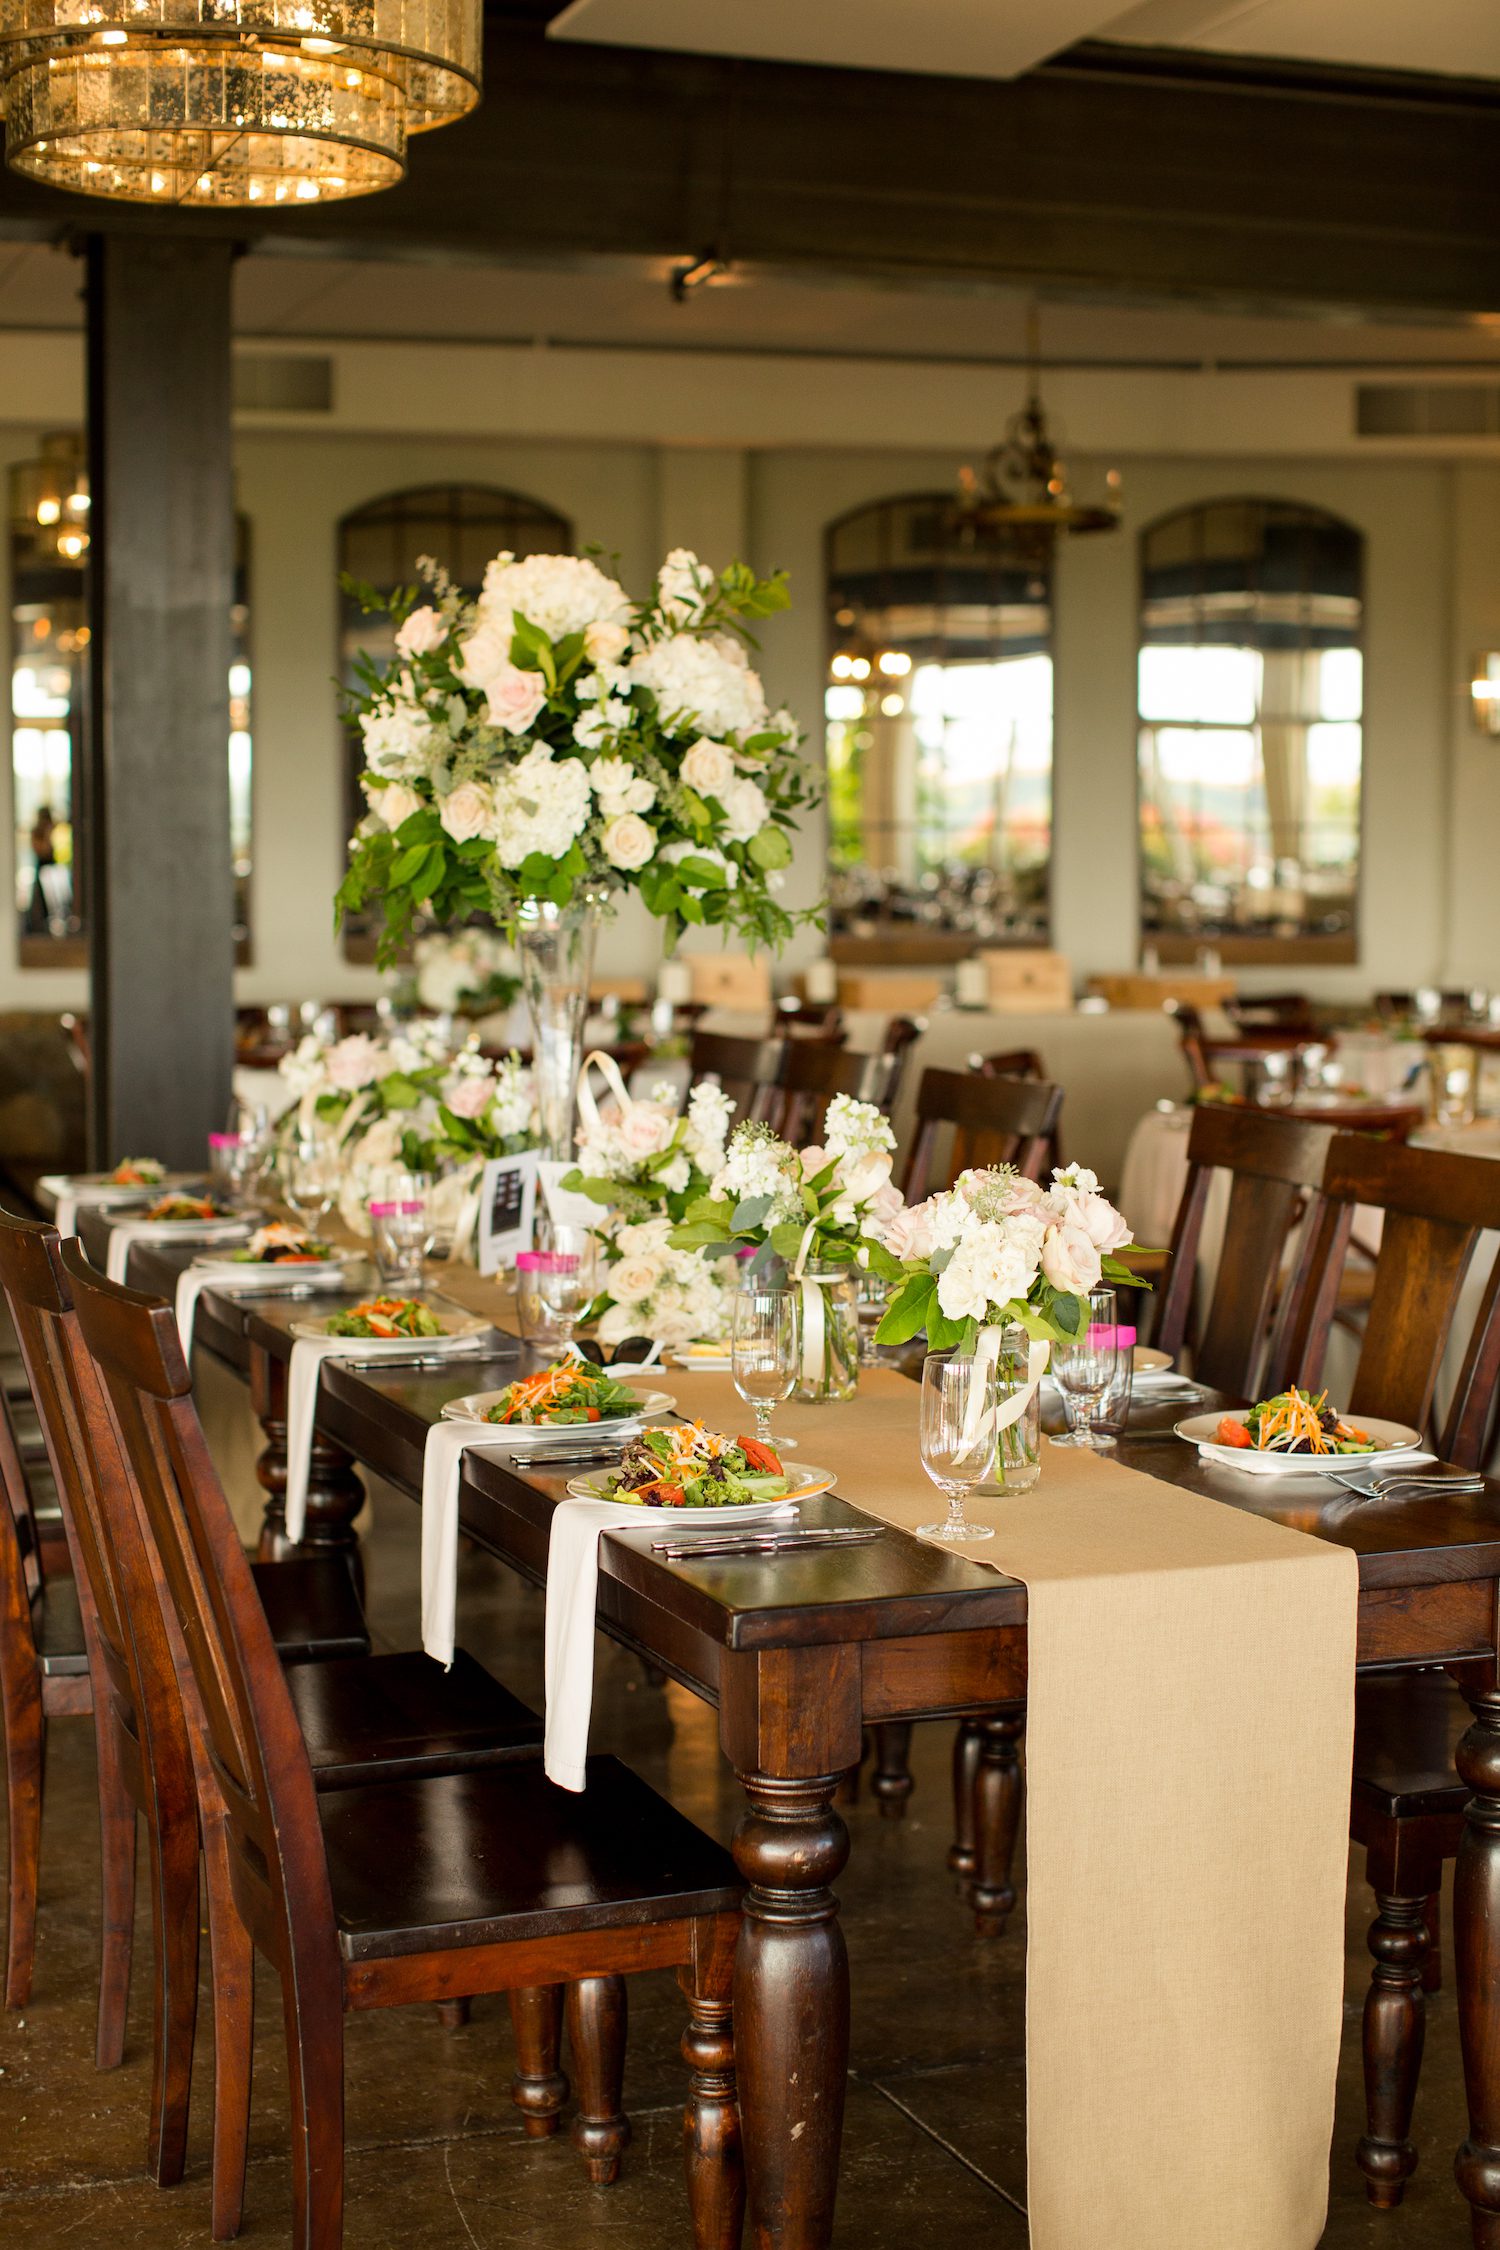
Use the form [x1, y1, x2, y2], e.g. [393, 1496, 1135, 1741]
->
[1281, 1135, 1500, 1460]
[686, 1031, 788, 1126]
[1152, 1106, 1337, 1400]
[766, 1041, 884, 1144]
[61, 1242, 337, 1973]
[901, 1067, 1064, 1202]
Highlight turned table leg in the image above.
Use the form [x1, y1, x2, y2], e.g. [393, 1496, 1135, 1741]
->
[732, 1772, 850, 2250]
[869, 1721, 914, 1820]
[969, 1704, 1025, 1937]
[1455, 1684, 1500, 2245]
[249, 1343, 364, 1569]
[1358, 1890, 1431, 2206]
[948, 1718, 983, 1877]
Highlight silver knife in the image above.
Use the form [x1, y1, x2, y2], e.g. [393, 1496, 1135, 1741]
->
[651, 1526, 880, 1557]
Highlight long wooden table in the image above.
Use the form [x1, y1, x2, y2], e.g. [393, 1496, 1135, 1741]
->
[94, 1217, 1500, 2250]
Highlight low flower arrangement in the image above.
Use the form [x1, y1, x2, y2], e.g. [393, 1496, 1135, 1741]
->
[278, 1023, 538, 1245]
[560, 1059, 738, 1350]
[872, 1163, 1139, 1351]
[337, 545, 820, 960]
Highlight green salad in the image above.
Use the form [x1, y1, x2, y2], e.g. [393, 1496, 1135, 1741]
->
[597, 1423, 790, 1509]
[324, 1297, 443, 1340]
[482, 1360, 643, 1426]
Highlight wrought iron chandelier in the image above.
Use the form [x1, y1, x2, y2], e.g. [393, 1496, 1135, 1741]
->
[0, 0, 481, 205]
[952, 306, 1121, 565]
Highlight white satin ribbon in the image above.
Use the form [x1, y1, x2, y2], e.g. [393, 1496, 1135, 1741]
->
[576, 1047, 634, 1136]
[962, 1325, 1051, 1447]
[788, 1218, 834, 1391]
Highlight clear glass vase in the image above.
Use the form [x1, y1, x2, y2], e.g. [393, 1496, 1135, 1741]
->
[792, 1264, 861, 1404]
[979, 1322, 1043, 1494]
[515, 895, 601, 1162]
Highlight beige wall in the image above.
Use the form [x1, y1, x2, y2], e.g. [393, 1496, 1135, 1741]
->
[0, 328, 1492, 1012]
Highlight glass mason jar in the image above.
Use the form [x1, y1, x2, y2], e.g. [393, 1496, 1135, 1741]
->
[979, 1322, 1043, 1494]
[792, 1264, 861, 1404]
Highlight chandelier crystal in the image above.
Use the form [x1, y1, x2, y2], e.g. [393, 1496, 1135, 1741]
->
[0, 0, 480, 203]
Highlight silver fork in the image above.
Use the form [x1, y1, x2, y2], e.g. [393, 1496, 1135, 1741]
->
[1326, 1468, 1484, 1513]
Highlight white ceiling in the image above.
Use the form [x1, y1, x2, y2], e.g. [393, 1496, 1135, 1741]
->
[550, 0, 1500, 84]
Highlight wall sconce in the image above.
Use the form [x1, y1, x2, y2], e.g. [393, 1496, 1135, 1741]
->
[1471, 653, 1500, 733]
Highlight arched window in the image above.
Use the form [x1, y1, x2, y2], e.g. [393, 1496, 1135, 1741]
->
[337, 482, 572, 957]
[823, 493, 1052, 955]
[1138, 499, 1363, 964]
[9, 432, 254, 965]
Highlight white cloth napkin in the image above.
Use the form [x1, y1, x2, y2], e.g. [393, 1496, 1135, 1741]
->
[172, 1261, 347, 1361]
[544, 1496, 651, 1791]
[284, 1333, 489, 1543]
[50, 1181, 144, 1239]
[105, 1220, 248, 1287]
[419, 1419, 515, 1668]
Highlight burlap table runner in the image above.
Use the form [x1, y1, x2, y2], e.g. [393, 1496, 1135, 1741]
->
[662, 1365, 1358, 2250]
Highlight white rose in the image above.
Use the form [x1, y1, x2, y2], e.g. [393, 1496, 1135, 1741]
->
[681, 738, 735, 798]
[1041, 1221, 1103, 1295]
[456, 618, 515, 694]
[935, 1240, 992, 1325]
[439, 782, 496, 844]
[483, 663, 548, 735]
[608, 1256, 659, 1307]
[369, 780, 421, 830]
[720, 776, 769, 844]
[602, 813, 655, 871]
[839, 1149, 894, 1207]
[585, 620, 630, 666]
[394, 605, 445, 658]
[592, 757, 656, 818]
[658, 547, 711, 620]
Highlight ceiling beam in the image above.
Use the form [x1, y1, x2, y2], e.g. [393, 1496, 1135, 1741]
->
[2, 29, 1500, 320]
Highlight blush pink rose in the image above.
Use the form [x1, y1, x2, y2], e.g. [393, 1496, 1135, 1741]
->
[1040, 1220, 1102, 1295]
[444, 1076, 492, 1119]
[394, 605, 445, 658]
[483, 662, 549, 735]
[325, 1034, 382, 1092]
[621, 1103, 676, 1157]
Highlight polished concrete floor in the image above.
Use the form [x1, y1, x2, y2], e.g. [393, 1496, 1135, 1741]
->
[0, 1475, 1478, 2249]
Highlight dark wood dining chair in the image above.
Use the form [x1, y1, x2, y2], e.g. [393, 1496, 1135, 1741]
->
[900, 1066, 1064, 1201]
[876, 1014, 924, 1123]
[64, 1242, 745, 2250]
[1275, 1135, 1500, 2208]
[976, 1048, 1062, 1172]
[686, 1029, 788, 1124]
[0, 1214, 553, 2199]
[1152, 1104, 1339, 1398]
[765, 1041, 887, 1144]
[0, 1357, 90, 2016]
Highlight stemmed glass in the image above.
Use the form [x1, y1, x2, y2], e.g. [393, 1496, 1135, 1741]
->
[536, 1224, 597, 1351]
[918, 1351, 998, 1542]
[282, 1131, 340, 1235]
[1050, 1288, 1125, 1449]
[731, 1285, 799, 1453]
[368, 1171, 435, 1294]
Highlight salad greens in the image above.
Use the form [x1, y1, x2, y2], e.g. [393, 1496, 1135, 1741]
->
[483, 1361, 643, 1426]
[598, 1422, 789, 1509]
[325, 1298, 443, 1340]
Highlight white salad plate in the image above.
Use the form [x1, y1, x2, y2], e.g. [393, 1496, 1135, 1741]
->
[290, 1309, 493, 1347]
[1175, 1410, 1427, 1476]
[564, 1462, 838, 1514]
[441, 1386, 677, 1436]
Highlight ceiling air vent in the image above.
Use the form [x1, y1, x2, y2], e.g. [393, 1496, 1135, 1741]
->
[232, 353, 334, 413]
[1357, 384, 1500, 438]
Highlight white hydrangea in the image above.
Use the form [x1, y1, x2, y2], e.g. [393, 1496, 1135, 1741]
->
[572, 698, 634, 752]
[629, 630, 768, 741]
[360, 698, 432, 777]
[488, 746, 593, 870]
[591, 757, 656, 818]
[474, 552, 631, 650]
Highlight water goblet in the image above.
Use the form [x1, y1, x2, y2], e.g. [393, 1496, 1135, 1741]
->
[918, 1351, 999, 1541]
[731, 1286, 799, 1452]
[368, 1171, 435, 1294]
[282, 1132, 340, 1234]
[1050, 1288, 1125, 1449]
[536, 1224, 597, 1350]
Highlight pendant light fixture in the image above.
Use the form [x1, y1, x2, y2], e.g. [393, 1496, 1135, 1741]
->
[0, 0, 481, 205]
[952, 302, 1122, 567]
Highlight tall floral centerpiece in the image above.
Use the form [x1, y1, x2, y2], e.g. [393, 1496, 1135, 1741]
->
[670, 1099, 906, 1401]
[871, 1163, 1140, 1463]
[559, 1061, 737, 1351]
[337, 546, 818, 1158]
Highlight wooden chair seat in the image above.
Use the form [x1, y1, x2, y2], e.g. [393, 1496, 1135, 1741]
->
[250, 1554, 370, 1665]
[1353, 1672, 1468, 1824]
[291, 1649, 541, 1789]
[323, 1756, 739, 1962]
[29, 1575, 88, 1678]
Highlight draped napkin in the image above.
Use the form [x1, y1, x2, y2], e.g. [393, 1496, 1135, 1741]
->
[543, 1494, 658, 1791]
[172, 1260, 348, 1361]
[284, 1333, 489, 1542]
[420, 1418, 516, 1668]
[104, 1219, 249, 1287]
[46, 1179, 146, 1240]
